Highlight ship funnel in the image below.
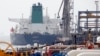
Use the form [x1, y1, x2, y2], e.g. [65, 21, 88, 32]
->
[31, 3, 43, 23]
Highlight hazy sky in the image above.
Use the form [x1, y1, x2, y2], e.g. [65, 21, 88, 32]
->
[0, 0, 99, 42]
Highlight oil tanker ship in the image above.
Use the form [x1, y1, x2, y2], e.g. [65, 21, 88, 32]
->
[9, 3, 62, 45]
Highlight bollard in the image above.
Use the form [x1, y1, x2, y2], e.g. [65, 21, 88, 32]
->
[20, 52, 24, 56]
[25, 51, 28, 56]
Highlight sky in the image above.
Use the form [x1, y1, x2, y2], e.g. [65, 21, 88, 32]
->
[0, 0, 99, 43]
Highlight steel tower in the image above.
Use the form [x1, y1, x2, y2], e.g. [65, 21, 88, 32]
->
[62, 0, 74, 40]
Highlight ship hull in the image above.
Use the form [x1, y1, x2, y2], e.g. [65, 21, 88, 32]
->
[10, 33, 61, 45]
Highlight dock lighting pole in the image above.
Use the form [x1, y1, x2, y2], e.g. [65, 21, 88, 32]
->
[95, 0, 99, 37]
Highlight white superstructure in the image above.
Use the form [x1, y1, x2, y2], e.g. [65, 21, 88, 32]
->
[9, 17, 62, 34]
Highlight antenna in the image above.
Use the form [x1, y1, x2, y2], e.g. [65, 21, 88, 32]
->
[54, 13, 56, 19]
[46, 7, 48, 18]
